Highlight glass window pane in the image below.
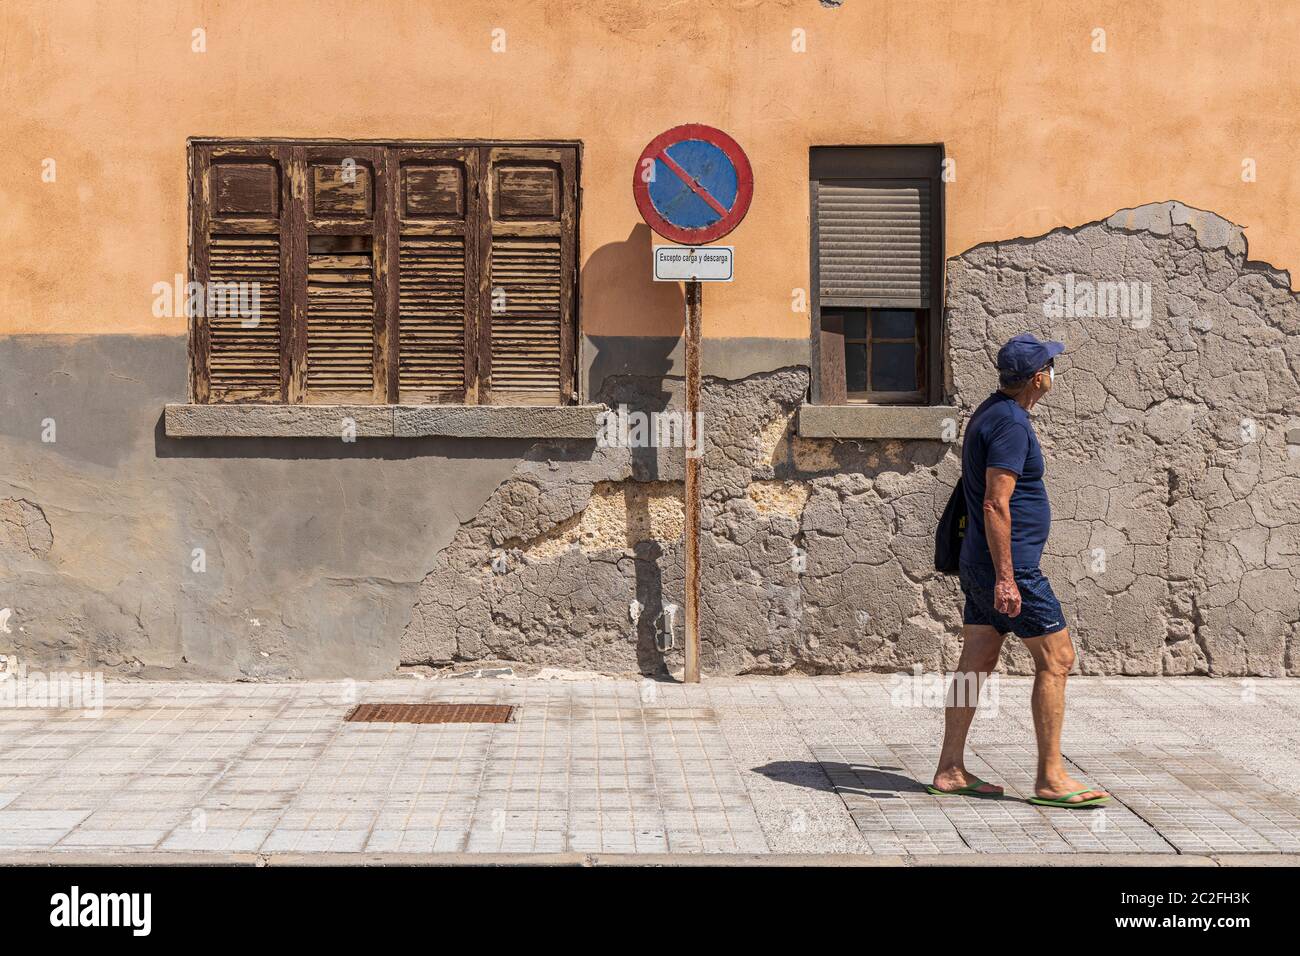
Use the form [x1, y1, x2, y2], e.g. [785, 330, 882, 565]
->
[843, 310, 868, 340]
[870, 342, 916, 391]
[871, 309, 917, 340]
[845, 342, 868, 392]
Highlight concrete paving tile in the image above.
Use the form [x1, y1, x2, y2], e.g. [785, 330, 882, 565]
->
[159, 829, 271, 852]
[58, 829, 169, 848]
[261, 829, 369, 852]
[0, 810, 90, 830]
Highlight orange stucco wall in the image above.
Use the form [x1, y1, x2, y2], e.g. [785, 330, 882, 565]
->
[3, 0, 1299, 339]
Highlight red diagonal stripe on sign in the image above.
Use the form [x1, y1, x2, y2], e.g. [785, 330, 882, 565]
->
[657, 149, 729, 217]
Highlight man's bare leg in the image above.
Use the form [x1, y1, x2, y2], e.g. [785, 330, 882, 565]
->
[933, 625, 1005, 794]
[1022, 627, 1108, 803]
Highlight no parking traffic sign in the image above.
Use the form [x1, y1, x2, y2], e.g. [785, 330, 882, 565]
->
[631, 124, 753, 686]
[632, 124, 753, 245]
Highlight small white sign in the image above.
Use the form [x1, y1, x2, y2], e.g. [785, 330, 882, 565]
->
[653, 245, 734, 282]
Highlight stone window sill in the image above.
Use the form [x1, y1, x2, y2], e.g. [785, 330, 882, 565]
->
[797, 403, 959, 440]
[164, 403, 608, 439]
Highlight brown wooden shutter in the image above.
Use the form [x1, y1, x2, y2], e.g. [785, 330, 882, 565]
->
[191, 139, 579, 408]
[297, 145, 388, 404]
[815, 179, 932, 308]
[391, 147, 479, 403]
[478, 146, 577, 405]
[190, 144, 288, 403]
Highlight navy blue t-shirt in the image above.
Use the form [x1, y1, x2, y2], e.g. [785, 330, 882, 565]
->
[960, 392, 1050, 569]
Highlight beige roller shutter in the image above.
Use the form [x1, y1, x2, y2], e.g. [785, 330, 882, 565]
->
[815, 179, 931, 308]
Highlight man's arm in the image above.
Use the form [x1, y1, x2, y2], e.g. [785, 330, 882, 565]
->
[983, 467, 1021, 617]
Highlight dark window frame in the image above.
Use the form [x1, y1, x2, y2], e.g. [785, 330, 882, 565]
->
[809, 145, 945, 406]
[187, 137, 581, 407]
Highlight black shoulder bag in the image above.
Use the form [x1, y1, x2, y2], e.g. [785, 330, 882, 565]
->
[934, 476, 968, 574]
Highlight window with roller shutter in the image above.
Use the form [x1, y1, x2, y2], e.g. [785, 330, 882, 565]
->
[809, 146, 945, 406]
[187, 139, 578, 407]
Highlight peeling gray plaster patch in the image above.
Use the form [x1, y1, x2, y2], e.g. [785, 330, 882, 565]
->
[406, 202, 1300, 678]
[1106, 200, 1245, 254]
[403, 365, 954, 675]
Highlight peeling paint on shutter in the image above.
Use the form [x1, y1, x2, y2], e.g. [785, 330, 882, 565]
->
[481, 146, 577, 405]
[393, 147, 477, 403]
[300, 146, 388, 404]
[191, 145, 287, 402]
[816, 179, 931, 308]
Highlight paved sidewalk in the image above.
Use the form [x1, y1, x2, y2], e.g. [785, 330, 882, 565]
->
[1, 674, 1299, 863]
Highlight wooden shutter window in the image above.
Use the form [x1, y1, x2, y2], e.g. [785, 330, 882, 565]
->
[189, 140, 579, 408]
[480, 147, 577, 406]
[392, 147, 478, 403]
[190, 146, 287, 403]
[300, 146, 388, 404]
[816, 179, 932, 308]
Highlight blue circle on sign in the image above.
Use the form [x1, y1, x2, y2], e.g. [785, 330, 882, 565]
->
[648, 140, 739, 229]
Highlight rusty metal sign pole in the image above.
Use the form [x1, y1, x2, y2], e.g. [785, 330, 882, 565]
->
[684, 279, 702, 683]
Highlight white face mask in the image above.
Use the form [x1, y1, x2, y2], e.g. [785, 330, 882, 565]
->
[1048, 365, 1055, 385]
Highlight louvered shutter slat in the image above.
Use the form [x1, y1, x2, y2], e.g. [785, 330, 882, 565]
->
[305, 249, 375, 390]
[207, 238, 281, 389]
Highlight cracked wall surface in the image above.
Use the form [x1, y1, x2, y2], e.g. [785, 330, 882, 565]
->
[948, 201, 1300, 676]
[3, 202, 1297, 678]
[403, 201, 1300, 677]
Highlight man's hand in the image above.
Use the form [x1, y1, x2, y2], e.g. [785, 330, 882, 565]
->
[983, 468, 1020, 617]
[994, 577, 1021, 617]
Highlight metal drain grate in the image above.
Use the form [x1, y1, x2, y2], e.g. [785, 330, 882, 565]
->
[345, 703, 515, 724]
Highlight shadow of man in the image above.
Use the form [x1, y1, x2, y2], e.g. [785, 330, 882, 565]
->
[753, 760, 927, 799]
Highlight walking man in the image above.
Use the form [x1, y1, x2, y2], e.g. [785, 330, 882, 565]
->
[931, 333, 1109, 807]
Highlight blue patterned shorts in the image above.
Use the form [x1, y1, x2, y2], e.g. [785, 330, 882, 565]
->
[959, 561, 1067, 639]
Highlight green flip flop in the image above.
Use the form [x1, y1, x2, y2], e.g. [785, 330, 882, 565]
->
[1028, 788, 1110, 808]
[925, 778, 1004, 799]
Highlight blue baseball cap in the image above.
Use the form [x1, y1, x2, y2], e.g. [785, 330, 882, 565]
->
[996, 333, 1064, 385]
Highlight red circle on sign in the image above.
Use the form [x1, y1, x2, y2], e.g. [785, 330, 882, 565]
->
[632, 124, 754, 245]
